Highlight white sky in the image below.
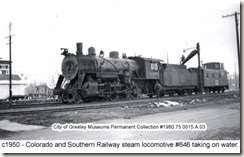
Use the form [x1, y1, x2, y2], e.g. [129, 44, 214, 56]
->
[0, 0, 240, 82]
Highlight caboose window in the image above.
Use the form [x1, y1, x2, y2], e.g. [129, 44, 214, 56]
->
[212, 73, 215, 78]
[219, 73, 221, 78]
[206, 73, 209, 78]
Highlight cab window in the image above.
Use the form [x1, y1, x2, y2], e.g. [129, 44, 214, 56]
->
[151, 63, 158, 71]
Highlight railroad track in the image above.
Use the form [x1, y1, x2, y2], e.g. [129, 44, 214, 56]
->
[0, 100, 59, 109]
[0, 90, 239, 116]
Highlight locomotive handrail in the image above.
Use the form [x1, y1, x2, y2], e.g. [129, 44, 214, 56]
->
[125, 59, 130, 71]
[89, 55, 99, 71]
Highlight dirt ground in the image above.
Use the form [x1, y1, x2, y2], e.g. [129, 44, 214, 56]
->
[0, 91, 240, 139]
[0, 92, 240, 127]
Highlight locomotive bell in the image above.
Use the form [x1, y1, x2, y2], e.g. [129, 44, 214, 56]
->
[61, 55, 78, 80]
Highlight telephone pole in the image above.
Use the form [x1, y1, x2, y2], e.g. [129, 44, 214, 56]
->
[234, 62, 238, 89]
[5, 22, 14, 104]
[223, 12, 240, 89]
[167, 52, 169, 63]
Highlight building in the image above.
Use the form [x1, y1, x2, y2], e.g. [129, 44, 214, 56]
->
[0, 59, 28, 100]
[25, 83, 53, 99]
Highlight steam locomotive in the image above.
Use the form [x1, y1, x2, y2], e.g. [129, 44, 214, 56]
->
[54, 42, 229, 103]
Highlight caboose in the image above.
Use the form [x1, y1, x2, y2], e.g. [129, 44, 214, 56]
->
[202, 62, 229, 93]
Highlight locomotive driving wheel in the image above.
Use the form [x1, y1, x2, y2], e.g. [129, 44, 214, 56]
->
[119, 86, 130, 100]
[109, 93, 119, 101]
[120, 93, 130, 100]
[73, 94, 82, 104]
[130, 85, 139, 99]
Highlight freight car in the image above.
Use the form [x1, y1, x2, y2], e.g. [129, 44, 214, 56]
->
[54, 42, 229, 103]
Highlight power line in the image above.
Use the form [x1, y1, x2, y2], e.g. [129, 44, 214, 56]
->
[222, 12, 240, 89]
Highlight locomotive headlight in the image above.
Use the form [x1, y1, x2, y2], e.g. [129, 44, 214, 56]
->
[61, 55, 78, 80]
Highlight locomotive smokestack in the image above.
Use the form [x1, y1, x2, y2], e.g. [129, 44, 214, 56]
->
[76, 42, 83, 55]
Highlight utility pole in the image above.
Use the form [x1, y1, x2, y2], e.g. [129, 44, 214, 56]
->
[167, 52, 169, 63]
[5, 22, 14, 104]
[223, 12, 240, 89]
[234, 62, 237, 89]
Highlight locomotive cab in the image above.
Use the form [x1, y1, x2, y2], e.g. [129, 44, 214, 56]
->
[128, 57, 162, 97]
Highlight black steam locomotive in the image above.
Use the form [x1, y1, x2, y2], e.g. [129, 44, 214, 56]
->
[54, 43, 229, 103]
